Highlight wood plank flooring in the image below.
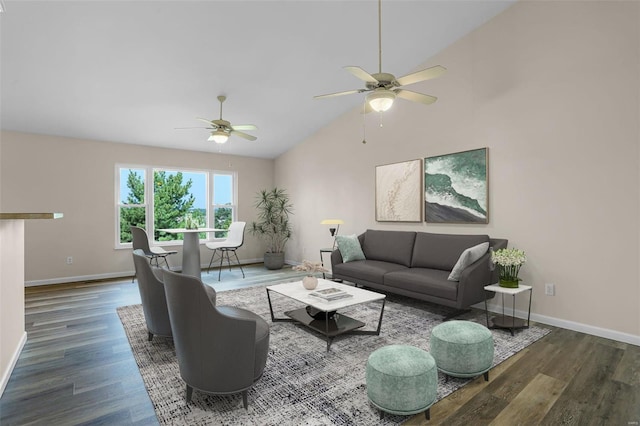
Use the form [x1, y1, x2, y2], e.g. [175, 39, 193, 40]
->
[1, 265, 638, 425]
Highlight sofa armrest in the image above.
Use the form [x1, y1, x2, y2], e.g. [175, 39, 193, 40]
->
[456, 251, 494, 309]
[457, 238, 509, 308]
[330, 249, 343, 270]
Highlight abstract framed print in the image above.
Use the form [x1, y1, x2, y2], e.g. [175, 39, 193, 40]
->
[424, 148, 488, 223]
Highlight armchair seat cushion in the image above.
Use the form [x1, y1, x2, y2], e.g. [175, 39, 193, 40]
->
[384, 268, 458, 301]
[217, 306, 270, 380]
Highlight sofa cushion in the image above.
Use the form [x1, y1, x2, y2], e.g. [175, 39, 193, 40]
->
[362, 230, 416, 267]
[336, 234, 366, 262]
[411, 232, 490, 271]
[447, 242, 490, 281]
[384, 268, 458, 301]
[333, 260, 407, 285]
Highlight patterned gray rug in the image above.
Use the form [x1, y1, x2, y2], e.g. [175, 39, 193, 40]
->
[117, 283, 551, 425]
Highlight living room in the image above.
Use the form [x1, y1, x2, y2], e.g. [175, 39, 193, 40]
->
[1, 0, 639, 424]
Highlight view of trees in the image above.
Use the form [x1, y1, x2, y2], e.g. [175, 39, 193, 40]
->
[119, 170, 232, 243]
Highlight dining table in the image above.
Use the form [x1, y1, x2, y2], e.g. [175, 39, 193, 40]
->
[158, 227, 224, 278]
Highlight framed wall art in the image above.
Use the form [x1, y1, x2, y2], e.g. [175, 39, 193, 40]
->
[424, 147, 488, 224]
[375, 159, 423, 222]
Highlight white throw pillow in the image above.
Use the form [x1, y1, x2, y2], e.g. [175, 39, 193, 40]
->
[447, 242, 490, 281]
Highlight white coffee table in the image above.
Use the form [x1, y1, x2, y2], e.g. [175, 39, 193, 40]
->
[266, 279, 386, 351]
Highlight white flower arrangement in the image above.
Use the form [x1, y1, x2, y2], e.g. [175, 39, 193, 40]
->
[491, 248, 526, 282]
[292, 260, 328, 274]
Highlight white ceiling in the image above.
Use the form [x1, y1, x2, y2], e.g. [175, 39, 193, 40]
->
[0, 0, 513, 159]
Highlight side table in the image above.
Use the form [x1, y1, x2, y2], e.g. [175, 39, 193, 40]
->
[484, 283, 532, 336]
[319, 247, 334, 279]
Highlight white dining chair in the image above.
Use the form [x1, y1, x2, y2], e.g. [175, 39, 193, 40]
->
[206, 221, 246, 281]
[131, 226, 178, 282]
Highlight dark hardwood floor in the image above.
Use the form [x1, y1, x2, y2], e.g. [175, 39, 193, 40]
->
[1, 265, 638, 425]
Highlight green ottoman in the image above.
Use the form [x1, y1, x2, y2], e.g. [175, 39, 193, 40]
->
[430, 320, 494, 381]
[366, 345, 438, 420]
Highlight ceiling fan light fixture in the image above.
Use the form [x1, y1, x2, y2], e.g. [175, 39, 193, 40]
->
[366, 89, 396, 112]
[208, 130, 229, 144]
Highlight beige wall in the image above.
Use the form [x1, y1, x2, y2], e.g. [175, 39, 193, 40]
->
[276, 1, 640, 339]
[0, 131, 274, 283]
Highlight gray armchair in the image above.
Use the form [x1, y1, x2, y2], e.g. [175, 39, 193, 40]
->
[162, 269, 270, 408]
[132, 249, 172, 341]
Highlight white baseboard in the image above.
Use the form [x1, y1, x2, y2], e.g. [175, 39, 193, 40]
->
[0, 331, 27, 398]
[25, 257, 265, 287]
[478, 302, 640, 347]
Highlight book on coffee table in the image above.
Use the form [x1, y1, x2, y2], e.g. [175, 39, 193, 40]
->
[309, 287, 353, 301]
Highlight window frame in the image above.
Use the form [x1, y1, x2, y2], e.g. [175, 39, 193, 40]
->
[115, 164, 237, 249]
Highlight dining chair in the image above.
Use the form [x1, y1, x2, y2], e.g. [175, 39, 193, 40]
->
[162, 269, 270, 408]
[131, 226, 177, 282]
[205, 221, 246, 281]
[131, 249, 172, 341]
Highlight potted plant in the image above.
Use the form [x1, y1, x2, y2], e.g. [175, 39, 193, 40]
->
[250, 187, 293, 270]
[293, 260, 328, 290]
[491, 247, 527, 288]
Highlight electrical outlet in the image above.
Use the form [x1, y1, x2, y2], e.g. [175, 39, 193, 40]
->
[545, 283, 555, 296]
[66, 256, 73, 265]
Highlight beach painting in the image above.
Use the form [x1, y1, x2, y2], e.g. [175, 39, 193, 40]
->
[376, 159, 423, 222]
[424, 148, 488, 223]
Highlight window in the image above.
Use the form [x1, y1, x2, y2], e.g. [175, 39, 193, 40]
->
[117, 168, 147, 244]
[116, 165, 237, 248]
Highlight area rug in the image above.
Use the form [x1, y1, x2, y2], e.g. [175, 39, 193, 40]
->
[117, 284, 550, 425]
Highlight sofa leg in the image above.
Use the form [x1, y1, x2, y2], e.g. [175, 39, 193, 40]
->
[186, 385, 193, 402]
[425, 408, 430, 420]
[148, 332, 154, 341]
[379, 410, 384, 420]
[242, 390, 248, 410]
[484, 371, 489, 381]
[442, 309, 471, 321]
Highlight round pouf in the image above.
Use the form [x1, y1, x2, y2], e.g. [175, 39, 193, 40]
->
[366, 345, 438, 420]
[430, 320, 494, 380]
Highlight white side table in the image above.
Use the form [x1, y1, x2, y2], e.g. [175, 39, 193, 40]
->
[484, 283, 532, 336]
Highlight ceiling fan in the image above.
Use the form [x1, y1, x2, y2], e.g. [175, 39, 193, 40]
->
[314, 0, 446, 113]
[176, 95, 257, 144]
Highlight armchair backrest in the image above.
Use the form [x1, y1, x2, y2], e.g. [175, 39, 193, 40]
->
[132, 250, 172, 338]
[162, 269, 256, 393]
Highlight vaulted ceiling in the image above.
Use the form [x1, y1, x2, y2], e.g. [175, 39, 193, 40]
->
[0, 1, 514, 159]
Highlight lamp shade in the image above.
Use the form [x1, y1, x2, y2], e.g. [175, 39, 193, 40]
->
[208, 130, 229, 144]
[366, 89, 396, 112]
[320, 219, 344, 225]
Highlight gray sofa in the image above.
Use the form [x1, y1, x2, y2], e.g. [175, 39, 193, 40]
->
[331, 230, 508, 311]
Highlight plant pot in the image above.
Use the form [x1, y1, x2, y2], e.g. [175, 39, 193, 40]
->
[264, 252, 285, 270]
[499, 278, 519, 288]
[302, 275, 318, 290]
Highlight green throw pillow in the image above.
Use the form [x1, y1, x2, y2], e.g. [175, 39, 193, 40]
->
[336, 234, 366, 263]
[447, 242, 489, 281]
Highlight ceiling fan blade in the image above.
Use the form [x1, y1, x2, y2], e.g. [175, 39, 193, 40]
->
[174, 126, 212, 130]
[395, 89, 438, 105]
[345, 66, 378, 83]
[231, 130, 257, 141]
[232, 124, 258, 131]
[395, 65, 447, 87]
[314, 89, 365, 100]
[196, 117, 214, 125]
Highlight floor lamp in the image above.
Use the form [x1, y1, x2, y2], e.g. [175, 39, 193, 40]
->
[320, 219, 344, 250]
